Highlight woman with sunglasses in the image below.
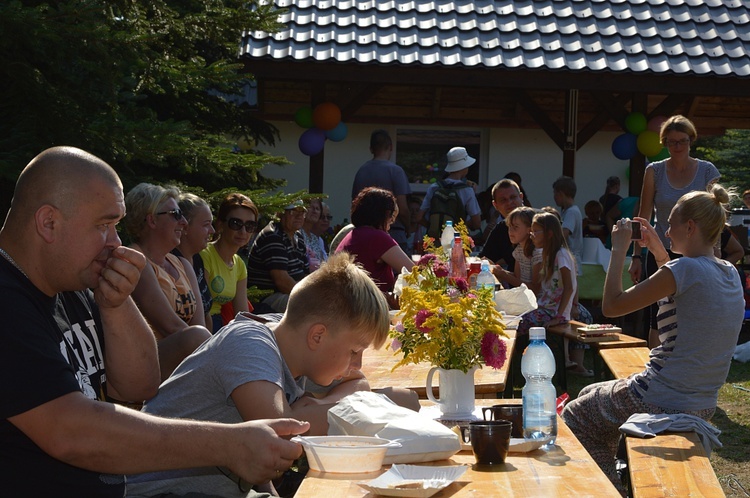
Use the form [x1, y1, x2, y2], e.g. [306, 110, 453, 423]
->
[200, 193, 257, 330]
[629, 115, 720, 346]
[301, 197, 327, 271]
[124, 183, 211, 380]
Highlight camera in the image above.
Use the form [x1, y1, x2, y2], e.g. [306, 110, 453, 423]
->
[630, 221, 642, 240]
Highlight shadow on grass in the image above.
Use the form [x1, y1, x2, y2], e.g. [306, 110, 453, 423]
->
[711, 406, 750, 463]
[726, 358, 750, 385]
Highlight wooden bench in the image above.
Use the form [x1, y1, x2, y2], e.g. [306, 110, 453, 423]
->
[546, 321, 649, 388]
[625, 431, 724, 497]
[599, 347, 650, 380]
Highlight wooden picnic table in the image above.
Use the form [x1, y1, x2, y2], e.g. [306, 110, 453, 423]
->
[360, 330, 516, 399]
[294, 399, 621, 497]
[599, 347, 651, 380]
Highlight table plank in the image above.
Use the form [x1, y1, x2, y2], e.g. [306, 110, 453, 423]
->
[294, 399, 621, 497]
[361, 330, 515, 399]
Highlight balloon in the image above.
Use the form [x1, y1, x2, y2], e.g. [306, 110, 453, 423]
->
[611, 133, 638, 160]
[298, 128, 326, 156]
[236, 135, 255, 151]
[312, 102, 341, 131]
[648, 147, 670, 162]
[294, 106, 314, 128]
[637, 131, 663, 157]
[647, 115, 667, 133]
[325, 121, 347, 142]
[625, 112, 647, 135]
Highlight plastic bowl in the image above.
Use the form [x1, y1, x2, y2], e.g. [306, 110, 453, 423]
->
[292, 435, 401, 473]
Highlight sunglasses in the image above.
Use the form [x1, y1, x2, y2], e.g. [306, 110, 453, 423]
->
[155, 209, 184, 221]
[227, 217, 258, 232]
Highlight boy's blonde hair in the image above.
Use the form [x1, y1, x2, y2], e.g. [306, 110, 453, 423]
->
[285, 252, 389, 349]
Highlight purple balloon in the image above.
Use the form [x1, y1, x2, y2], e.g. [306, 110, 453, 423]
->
[611, 133, 638, 160]
[299, 128, 326, 156]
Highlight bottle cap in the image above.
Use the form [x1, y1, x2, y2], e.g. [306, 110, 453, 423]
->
[445, 220, 453, 226]
[480, 260, 490, 270]
[529, 327, 546, 340]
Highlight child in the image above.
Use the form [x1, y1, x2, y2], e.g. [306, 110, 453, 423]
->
[492, 206, 541, 293]
[582, 200, 608, 243]
[128, 252, 418, 497]
[518, 212, 591, 376]
[552, 176, 583, 275]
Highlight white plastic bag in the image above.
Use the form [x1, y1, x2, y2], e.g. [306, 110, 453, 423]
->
[494, 283, 538, 316]
[327, 391, 461, 464]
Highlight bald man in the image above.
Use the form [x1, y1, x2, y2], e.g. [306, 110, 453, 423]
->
[0, 147, 308, 497]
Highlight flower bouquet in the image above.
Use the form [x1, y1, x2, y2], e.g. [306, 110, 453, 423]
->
[390, 223, 508, 373]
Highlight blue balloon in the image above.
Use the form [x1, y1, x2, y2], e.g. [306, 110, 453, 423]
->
[298, 128, 326, 156]
[325, 122, 348, 142]
[611, 133, 638, 160]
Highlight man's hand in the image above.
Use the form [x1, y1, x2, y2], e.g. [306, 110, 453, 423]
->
[227, 418, 310, 484]
[95, 246, 146, 308]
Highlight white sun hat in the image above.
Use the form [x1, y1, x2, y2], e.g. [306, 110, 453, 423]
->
[445, 147, 476, 173]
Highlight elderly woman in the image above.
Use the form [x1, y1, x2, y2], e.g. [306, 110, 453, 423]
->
[301, 197, 326, 271]
[200, 193, 256, 330]
[335, 187, 414, 300]
[123, 183, 211, 380]
[173, 192, 215, 332]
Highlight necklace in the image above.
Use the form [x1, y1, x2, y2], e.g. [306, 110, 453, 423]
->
[0, 247, 29, 279]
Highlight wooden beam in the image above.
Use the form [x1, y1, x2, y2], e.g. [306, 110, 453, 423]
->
[628, 93, 648, 198]
[309, 83, 325, 194]
[577, 92, 632, 148]
[431, 87, 442, 118]
[648, 94, 691, 119]
[515, 90, 565, 148]
[337, 83, 383, 121]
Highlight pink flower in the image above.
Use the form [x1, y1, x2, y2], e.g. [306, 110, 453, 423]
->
[432, 261, 449, 278]
[417, 254, 438, 266]
[394, 322, 405, 333]
[415, 309, 434, 333]
[453, 277, 469, 293]
[481, 332, 507, 369]
[391, 338, 402, 351]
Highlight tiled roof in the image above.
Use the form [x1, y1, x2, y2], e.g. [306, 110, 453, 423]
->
[241, 0, 750, 77]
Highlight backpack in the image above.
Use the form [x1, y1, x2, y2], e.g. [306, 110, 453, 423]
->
[426, 180, 471, 239]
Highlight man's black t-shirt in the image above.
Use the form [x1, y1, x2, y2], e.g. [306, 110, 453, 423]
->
[0, 256, 125, 497]
[479, 222, 516, 270]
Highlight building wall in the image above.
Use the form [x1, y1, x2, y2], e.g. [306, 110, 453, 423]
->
[258, 121, 633, 229]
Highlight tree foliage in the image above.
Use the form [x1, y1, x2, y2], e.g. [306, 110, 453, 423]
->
[0, 0, 300, 216]
[694, 129, 750, 206]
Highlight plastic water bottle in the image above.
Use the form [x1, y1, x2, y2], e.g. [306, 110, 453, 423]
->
[450, 234, 467, 279]
[440, 220, 455, 257]
[521, 327, 557, 446]
[476, 260, 495, 295]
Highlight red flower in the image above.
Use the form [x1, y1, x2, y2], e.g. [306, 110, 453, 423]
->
[417, 254, 438, 266]
[481, 332, 507, 369]
[415, 309, 434, 333]
[453, 277, 469, 293]
[432, 261, 449, 278]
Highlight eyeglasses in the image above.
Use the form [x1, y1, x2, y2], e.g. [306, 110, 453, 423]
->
[226, 218, 258, 232]
[321, 215, 333, 221]
[664, 138, 691, 148]
[155, 209, 184, 221]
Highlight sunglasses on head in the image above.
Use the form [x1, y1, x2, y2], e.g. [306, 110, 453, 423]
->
[155, 209, 184, 221]
[227, 218, 258, 232]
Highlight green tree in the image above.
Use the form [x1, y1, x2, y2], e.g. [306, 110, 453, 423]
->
[0, 0, 298, 216]
[694, 129, 750, 206]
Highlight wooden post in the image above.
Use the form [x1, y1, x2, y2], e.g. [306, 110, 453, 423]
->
[563, 89, 578, 178]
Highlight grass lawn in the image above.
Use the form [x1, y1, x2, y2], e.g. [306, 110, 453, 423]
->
[567, 350, 750, 496]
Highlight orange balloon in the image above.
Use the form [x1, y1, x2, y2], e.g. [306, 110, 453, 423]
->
[313, 102, 341, 131]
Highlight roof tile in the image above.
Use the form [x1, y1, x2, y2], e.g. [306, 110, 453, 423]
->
[242, 0, 750, 77]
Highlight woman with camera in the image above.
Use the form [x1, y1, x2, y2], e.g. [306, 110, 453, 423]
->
[563, 183, 744, 491]
[628, 115, 720, 346]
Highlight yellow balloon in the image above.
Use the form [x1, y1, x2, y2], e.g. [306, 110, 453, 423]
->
[637, 131, 662, 157]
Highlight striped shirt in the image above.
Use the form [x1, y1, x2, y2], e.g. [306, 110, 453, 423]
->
[247, 221, 309, 290]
